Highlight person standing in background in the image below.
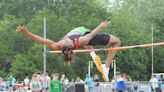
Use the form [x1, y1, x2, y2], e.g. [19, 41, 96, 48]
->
[42, 73, 51, 92]
[111, 77, 116, 92]
[150, 75, 159, 92]
[116, 72, 126, 92]
[50, 73, 62, 92]
[93, 75, 101, 92]
[24, 76, 30, 91]
[161, 75, 164, 92]
[29, 74, 42, 92]
[85, 73, 94, 92]
[7, 75, 16, 91]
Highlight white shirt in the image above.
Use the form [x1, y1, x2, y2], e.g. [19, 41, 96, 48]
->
[24, 78, 30, 85]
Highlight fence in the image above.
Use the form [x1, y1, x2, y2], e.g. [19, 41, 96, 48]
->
[0, 81, 159, 92]
[63, 81, 152, 92]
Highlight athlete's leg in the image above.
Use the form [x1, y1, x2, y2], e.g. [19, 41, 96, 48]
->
[17, 26, 60, 50]
[106, 34, 121, 68]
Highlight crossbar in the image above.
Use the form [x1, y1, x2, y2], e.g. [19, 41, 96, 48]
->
[48, 42, 164, 53]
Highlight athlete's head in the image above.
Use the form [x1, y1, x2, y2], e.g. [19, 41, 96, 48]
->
[61, 46, 73, 62]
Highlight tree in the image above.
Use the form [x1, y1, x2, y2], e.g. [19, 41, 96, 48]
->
[10, 54, 39, 80]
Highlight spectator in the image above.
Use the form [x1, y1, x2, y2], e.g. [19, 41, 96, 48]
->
[29, 74, 42, 92]
[69, 79, 75, 86]
[36, 72, 42, 82]
[42, 72, 51, 92]
[60, 74, 69, 92]
[132, 81, 138, 92]
[161, 75, 164, 92]
[24, 76, 30, 91]
[85, 73, 94, 92]
[24, 76, 30, 85]
[0, 77, 6, 91]
[63, 77, 69, 92]
[150, 76, 153, 92]
[16, 81, 25, 92]
[116, 73, 126, 92]
[7, 75, 16, 91]
[50, 73, 62, 92]
[93, 75, 101, 92]
[111, 77, 116, 92]
[75, 77, 85, 92]
[64, 77, 69, 86]
[127, 76, 132, 82]
[71, 79, 74, 83]
[60, 74, 66, 83]
[156, 75, 162, 92]
[75, 77, 84, 84]
[122, 73, 128, 81]
[126, 75, 133, 92]
[150, 75, 159, 92]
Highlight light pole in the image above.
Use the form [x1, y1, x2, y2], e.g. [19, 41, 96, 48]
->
[43, 17, 47, 92]
[151, 24, 154, 75]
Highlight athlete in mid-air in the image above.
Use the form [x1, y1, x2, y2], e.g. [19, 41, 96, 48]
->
[17, 21, 121, 81]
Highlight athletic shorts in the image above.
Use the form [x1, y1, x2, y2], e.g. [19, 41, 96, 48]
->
[88, 33, 110, 45]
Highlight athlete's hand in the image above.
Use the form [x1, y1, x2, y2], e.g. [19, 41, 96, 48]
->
[16, 25, 29, 34]
[100, 21, 110, 28]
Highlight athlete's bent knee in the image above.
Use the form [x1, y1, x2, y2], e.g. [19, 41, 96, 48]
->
[116, 38, 121, 46]
[110, 38, 121, 47]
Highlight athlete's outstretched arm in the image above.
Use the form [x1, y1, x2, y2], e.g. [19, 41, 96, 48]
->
[16, 26, 61, 50]
[79, 21, 110, 45]
[89, 21, 109, 37]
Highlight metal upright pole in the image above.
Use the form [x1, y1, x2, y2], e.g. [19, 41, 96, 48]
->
[114, 60, 116, 78]
[43, 17, 46, 92]
[151, 24, 154, 75]
[88, 61, 91, 77]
